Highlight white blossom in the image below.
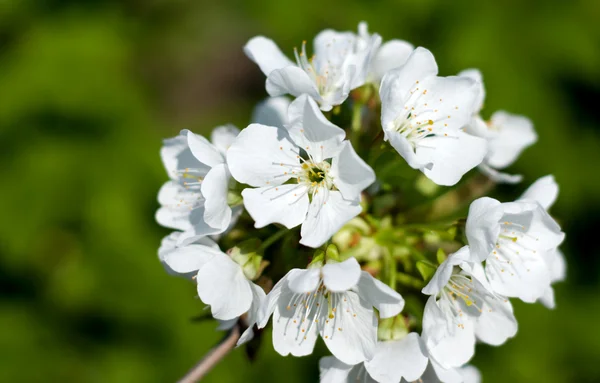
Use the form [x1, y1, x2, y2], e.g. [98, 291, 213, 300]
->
[257, 257, 404, 365]
[459, 69, 537, 183]
[159, 233, 265, 342]
[244, 23, 381, 111]
[227, 95, 375, 248]
[421, 246, 517, 369]
[319, 333, 428, 383]
[379, 48, 486, 186]
[357, 22, 414, 85]
[466, 196, 565, 302]
[156, 125, 239, 244]
[518, 175, 566, 308]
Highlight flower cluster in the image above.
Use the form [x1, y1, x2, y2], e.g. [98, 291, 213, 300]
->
[155, 22, 565, 383]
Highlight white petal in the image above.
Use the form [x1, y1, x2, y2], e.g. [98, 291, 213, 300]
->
[266, 66, 322, 101]
[355, 271, 405, 318]
[465, 197, 503, 262]
[286, 95, 346, 162]
[458, 68, 485, 113]
[422, 296, 475, 368]
[321, 291, 377, 365]
[322, 257, 362, 292]
[486, 111, 537, 169]
[370, 39, 414, 84]
[365, 334, 428, 383]
[479, 163, 523, 184]
[539, 287, 556, 309]
[474, 291, 518, 346]
[548, 249, 567, 283]
[210, 124, 240, 155]
[319, 357, 354, 383]
[422, 246, 471, 295]
[162, 242, 220, 274]
[485, 254, 551, 303]
[427, 359, 464, 383]
[330, 141, 376, 200]
[242, 184, 309, 229]
[226, 123, 298, 187]
[300, 190, 361, 248]
[257, 270, 294, 328]
[287, 267, 321, 293]
[196, 252, 253, 320]
[271, 287, 319, 357]
[519, 174, 558, 210]
[201, 164, 232, 231]
[460, 365, 482, 383]
[244, 36, 295, 75]
[186, 129, 224, 167]
[380, 47, 438, 128]
[251, 96, 290, 128]
[385, 130, 426, 169]
[156, 181, 199, 231]
[420, 131, 487, 186]
[237, 282, 266, 346]
[160, 132, 210, 180]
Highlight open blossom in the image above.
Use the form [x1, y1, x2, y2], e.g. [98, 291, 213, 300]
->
[421, 246, 517, 369]
[227, 95, 375, 248]
[518, 175, 566, 308]
[466, 196, 565, 302]
[159, 232, 265, 342]
[244, 23, 381, 111]
[459, 69, 537, 184]
[156, 125, 239, 244]
[357, 22, 414, 86]
[379, 48, 487, 186]
[318, 333, 481, 383]
[257, 257, 404, 365]
[319, 332, 428, 383]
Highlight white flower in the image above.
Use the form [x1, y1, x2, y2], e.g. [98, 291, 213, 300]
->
[518, 175, 566, 308]
[421, 246, 517, 369]
[417, 361, 481, 383]
[466, 196, 565, 302]
[357, 22, 414, 85]
[159, 233, 265, 341]
[459, 69, 537, 184]
[319, 333, 428, 383]
[227, 95, 375, 248]
[379, 48, 487, 186]
[257, 257, 405, 365]
[244, 23, 382, 111]
[251, 96, 290, 128]
[156, 125, 239, 244]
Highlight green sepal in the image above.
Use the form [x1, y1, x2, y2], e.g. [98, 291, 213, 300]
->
[436, 248, 447, 265]
[416, 260, 437, 282]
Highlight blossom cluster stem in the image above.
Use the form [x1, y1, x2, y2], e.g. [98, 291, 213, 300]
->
[178, 325, 241, 383]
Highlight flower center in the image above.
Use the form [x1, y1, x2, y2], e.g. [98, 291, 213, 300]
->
[283, 280, 358, 342]
[297, 160, 333, 194]
[488, 219, 541, 276]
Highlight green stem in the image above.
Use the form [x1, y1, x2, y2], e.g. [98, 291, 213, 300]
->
[258, 229, 288, 253]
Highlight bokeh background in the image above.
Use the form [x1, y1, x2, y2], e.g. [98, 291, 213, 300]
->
[1, 0, 599, 382]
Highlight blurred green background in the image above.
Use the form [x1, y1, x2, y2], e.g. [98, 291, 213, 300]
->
[1, 0, 599, 382]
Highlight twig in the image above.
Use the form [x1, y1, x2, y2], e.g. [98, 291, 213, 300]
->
[177, 324, 241, 383]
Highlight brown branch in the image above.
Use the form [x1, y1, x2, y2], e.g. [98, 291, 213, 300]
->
[177, 324, 241, 383]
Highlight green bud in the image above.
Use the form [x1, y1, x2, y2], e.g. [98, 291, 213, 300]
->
[436, 248, 447, 265]
[229, 238, 264, 280]
[377, 315, 408, 341]
[325, 244, 341, 263]
[416, 260, 437, 282]
[227, 191, 243, 206]
[308, 249, 325, 268]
